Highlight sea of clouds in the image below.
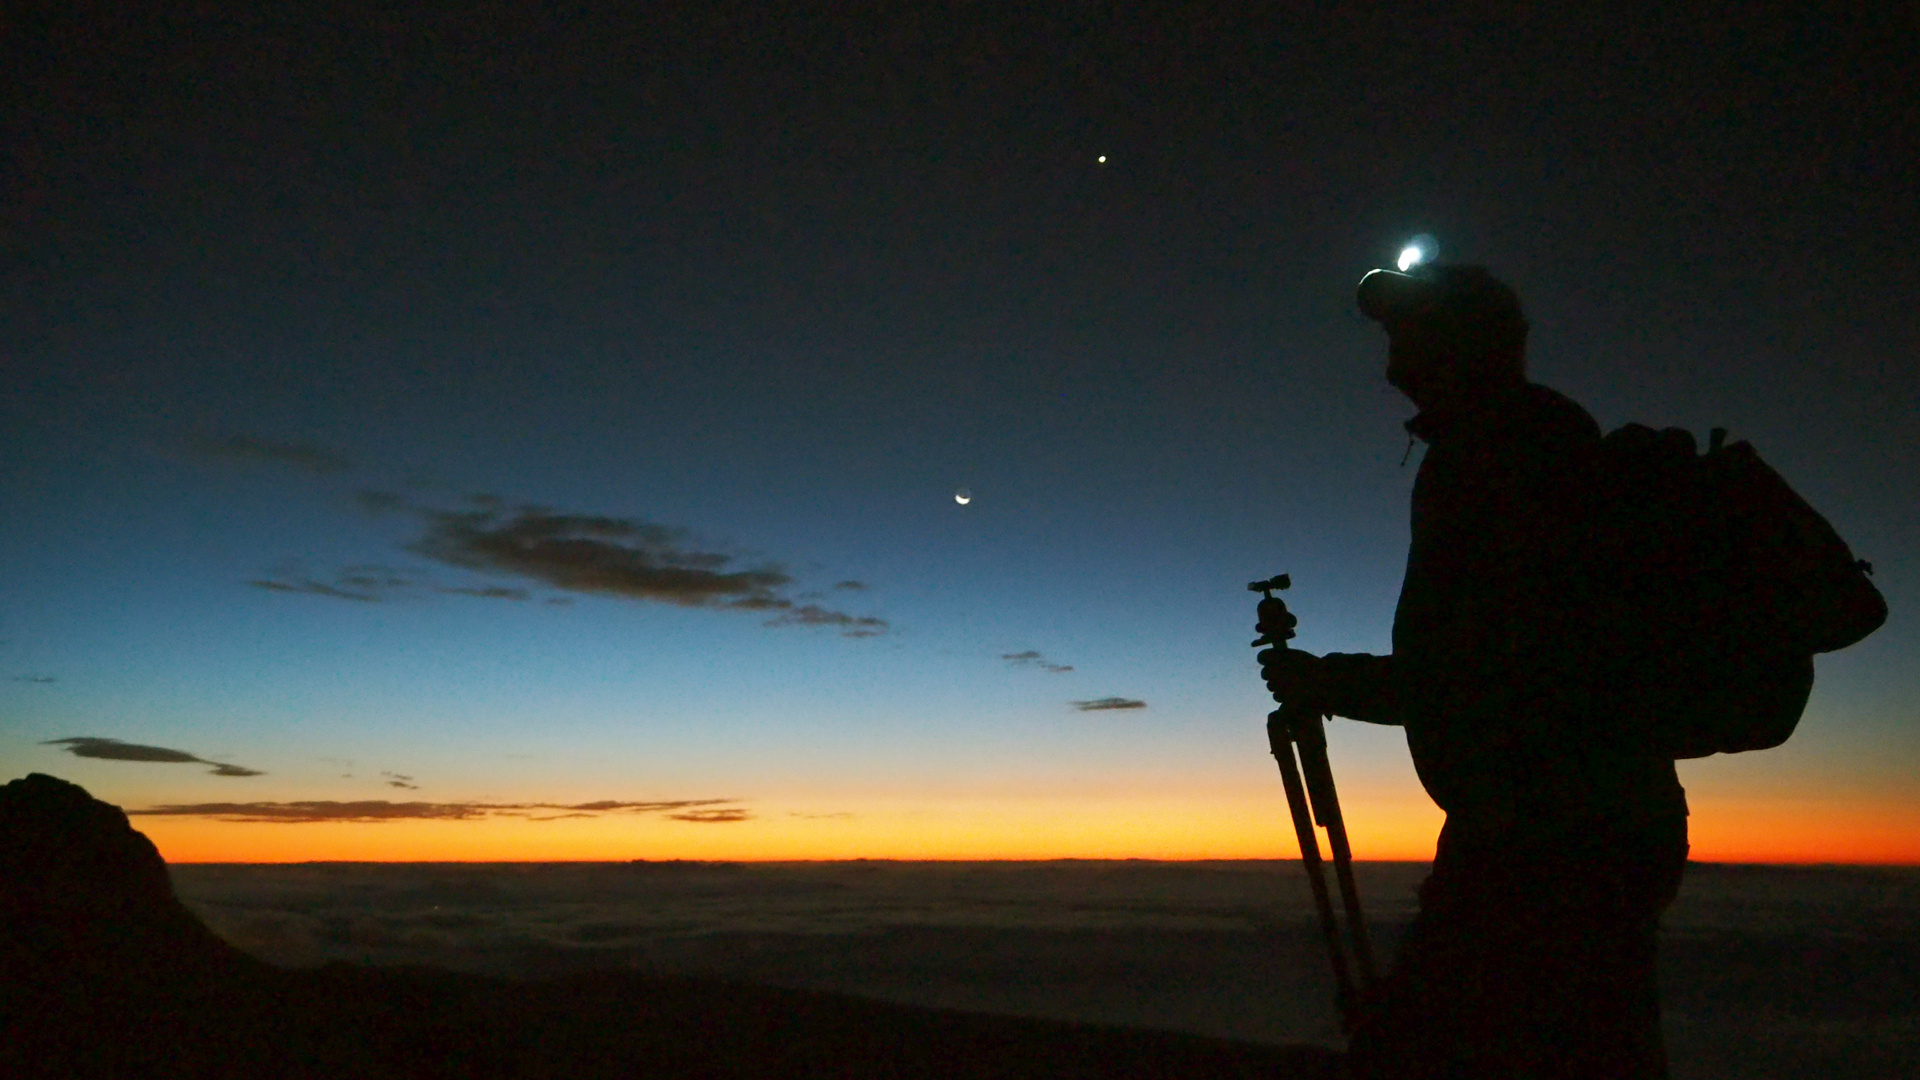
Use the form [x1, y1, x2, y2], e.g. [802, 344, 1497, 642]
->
[172, 860, 1919, 1080]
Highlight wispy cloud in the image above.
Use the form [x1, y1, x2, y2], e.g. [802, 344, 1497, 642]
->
[128, 798, 743, 824]
[249, 564, 421, 603]
[406, 505, 888, 635]
[14, 675, 57, 684]
[1003, 650, 1074, 673]
[435, 585, 529, 601]
[229, 473, 886, 633]
[1072, 697, 1146, 711]
[669, 808, 752, 823]
[249, 568, 534, 605]
[45, 737, 265, 777]
[409, 509, 786, 605]
[765, 605, 888, 636]
[381, 771, 420, 791]
[180, 434, 354, 474]
[249, 577, 379, 602]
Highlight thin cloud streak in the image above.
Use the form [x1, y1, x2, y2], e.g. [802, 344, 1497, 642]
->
[436, 585, 530, 601]
[250, 577, 381, 602]
[248, 565, 418, 603]
[128, 797, 741, 823]
[45, 737, 265, 777]
[765, 605, 888, 635]
[669, 808, 753, 823]
[1003, 650, 1074, 673]
[1072, 697, 1147, 711]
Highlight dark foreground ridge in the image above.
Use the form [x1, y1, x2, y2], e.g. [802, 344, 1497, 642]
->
[1, 774, 1337, 1079]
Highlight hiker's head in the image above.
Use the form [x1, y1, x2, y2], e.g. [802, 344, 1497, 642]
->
[1357, 265, 1528, 411]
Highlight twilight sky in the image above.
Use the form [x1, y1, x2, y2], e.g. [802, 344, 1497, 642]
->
[6, 4, 1916, 862]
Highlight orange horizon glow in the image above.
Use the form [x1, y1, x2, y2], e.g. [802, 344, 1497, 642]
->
[138, 791, 1920, 866]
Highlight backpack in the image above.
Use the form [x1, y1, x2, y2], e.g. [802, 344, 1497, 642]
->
[1578, 424, 1886, 759]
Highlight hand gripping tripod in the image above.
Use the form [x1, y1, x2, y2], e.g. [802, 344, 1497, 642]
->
[1249, 574, 1376, 1032]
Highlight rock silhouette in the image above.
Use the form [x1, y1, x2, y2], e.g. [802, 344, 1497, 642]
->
[1, 774, 1337, 1079]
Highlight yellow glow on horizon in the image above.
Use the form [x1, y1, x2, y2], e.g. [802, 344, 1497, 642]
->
[141, 789, 1443, 863]
[137, 784, 1920, 865]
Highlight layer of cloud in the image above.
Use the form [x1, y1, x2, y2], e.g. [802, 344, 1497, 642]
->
[180, 434, 354, 474]
[45, 737, 265, 777]
[1072, 697, 1146, 711]
[1003, 650, 1073, 674]
[129, 798, 743, 824]
[14, 675, 56, 684]
[169, 861, 1387, 973]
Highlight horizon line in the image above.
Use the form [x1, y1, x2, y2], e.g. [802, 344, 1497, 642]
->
[163, 856, 1920, 868]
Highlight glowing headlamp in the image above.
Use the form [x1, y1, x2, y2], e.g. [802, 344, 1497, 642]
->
[1396, 234, 1439, 272]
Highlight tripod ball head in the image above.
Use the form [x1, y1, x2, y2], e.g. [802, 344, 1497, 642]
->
[1249, 573, 1297, 648]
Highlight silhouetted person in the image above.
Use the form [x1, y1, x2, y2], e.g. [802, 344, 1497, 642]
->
[1259, 266, 1688, 1078]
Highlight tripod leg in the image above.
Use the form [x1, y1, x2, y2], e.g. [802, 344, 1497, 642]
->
[1268, 708, 1357, 1026]
[1295, 729, 1378, 987]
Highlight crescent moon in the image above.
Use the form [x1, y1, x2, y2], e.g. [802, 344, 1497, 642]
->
[954, 490, 972, 505]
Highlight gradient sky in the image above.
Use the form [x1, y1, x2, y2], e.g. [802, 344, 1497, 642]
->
[6, 5, 1916, 863]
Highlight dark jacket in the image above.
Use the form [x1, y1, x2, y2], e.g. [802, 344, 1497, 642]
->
[1326, 382, 1687, 856]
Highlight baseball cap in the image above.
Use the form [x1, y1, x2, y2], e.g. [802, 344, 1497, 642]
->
[1356, 265, 1525, 332]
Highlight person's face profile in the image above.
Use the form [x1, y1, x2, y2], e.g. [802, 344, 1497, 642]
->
[1385, 319, 1450, 406]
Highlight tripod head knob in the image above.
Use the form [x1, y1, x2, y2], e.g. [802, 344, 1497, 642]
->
[1248, 574, 1291, 599]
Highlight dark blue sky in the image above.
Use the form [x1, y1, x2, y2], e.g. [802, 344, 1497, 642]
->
[5, 4, 1915, 860]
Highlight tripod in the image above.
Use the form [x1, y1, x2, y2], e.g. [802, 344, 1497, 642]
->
[1250, 574, 1377, 1032]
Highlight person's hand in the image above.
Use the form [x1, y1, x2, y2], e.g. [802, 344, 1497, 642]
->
[1257, 646, 1324, 709]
